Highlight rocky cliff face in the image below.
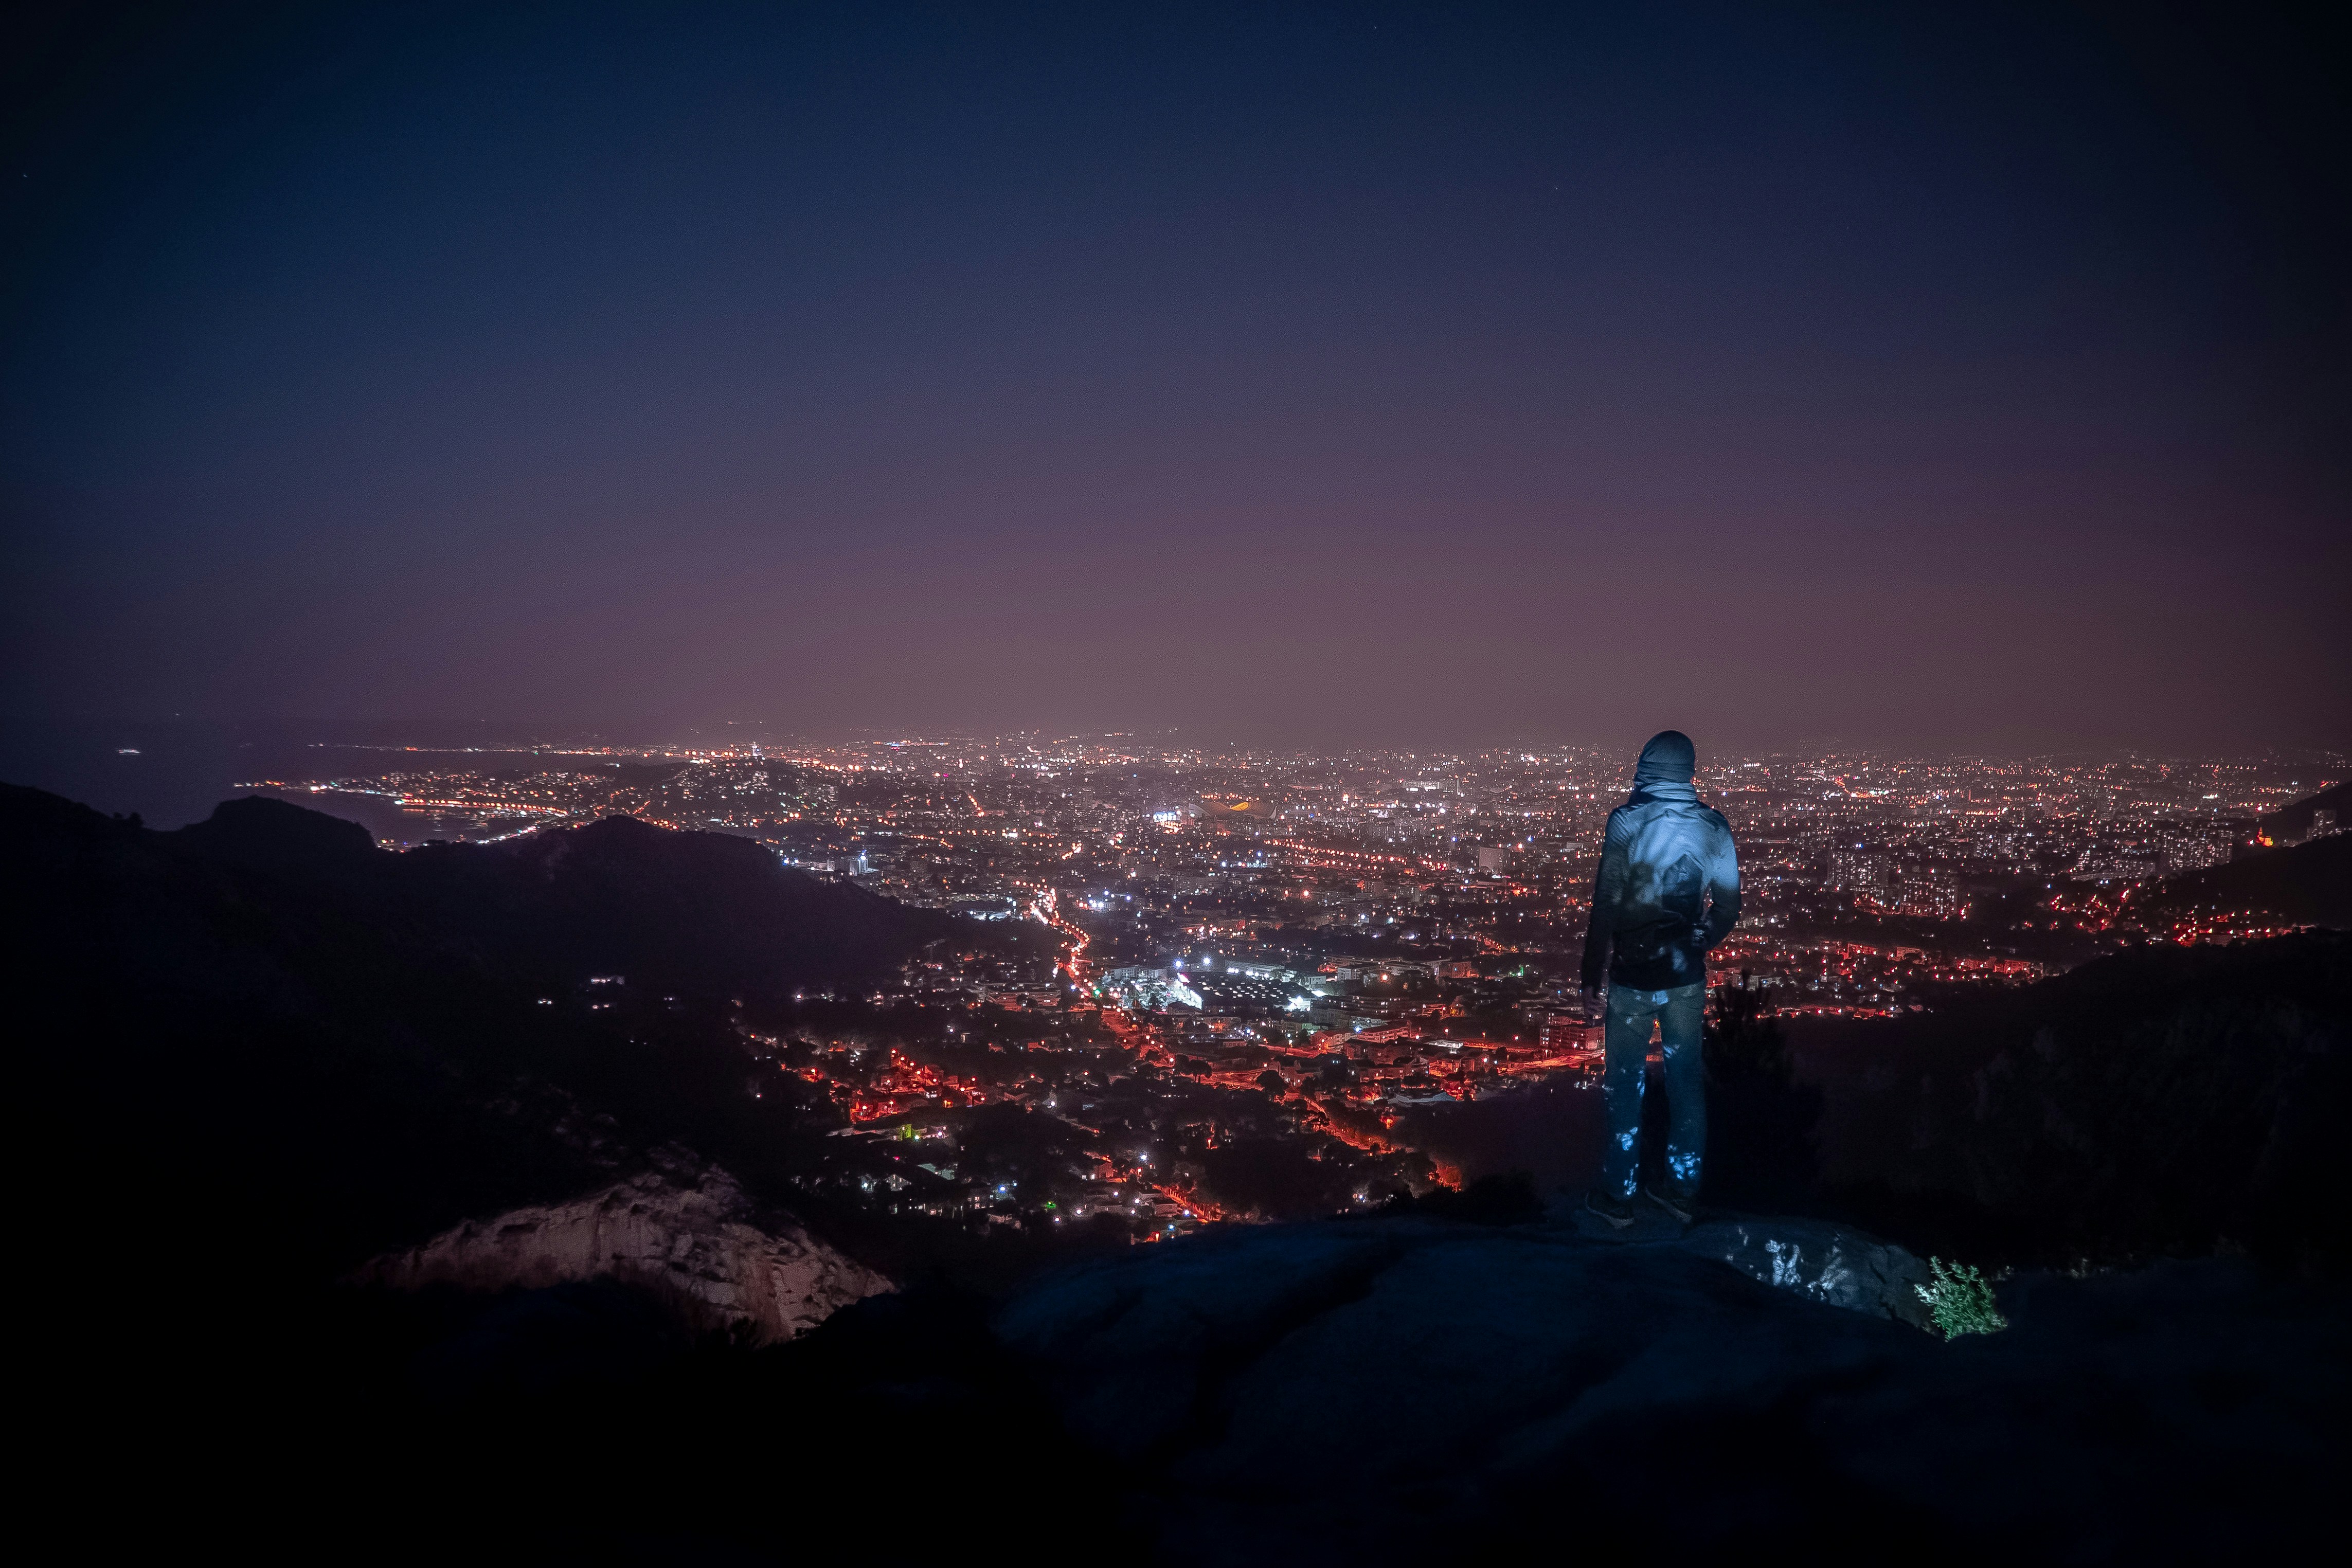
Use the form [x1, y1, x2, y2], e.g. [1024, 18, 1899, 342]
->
[357, 1162, 889, 1342]
[1676, 1214, 1936, 1328]
[991, 1212, 2340, 1562]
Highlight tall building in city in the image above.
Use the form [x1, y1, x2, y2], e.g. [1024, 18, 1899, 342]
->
[1541, 1012, 1589, 1054]
[1826, 847, 1890, 903]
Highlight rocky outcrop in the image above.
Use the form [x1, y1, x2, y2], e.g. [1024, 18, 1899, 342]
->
[357, 1162, 889, 1341]
[1558, 1201, 1937, 1327]
[1679, 1215, 1935, 1327]
[992, 1215, 2342, 1561]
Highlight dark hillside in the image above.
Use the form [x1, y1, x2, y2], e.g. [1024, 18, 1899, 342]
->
[1790, 931, 2350, 1267]
[2129, 829, 2352, 929]
[174, 791, 377, 868]
[2254, 780, 2351, 846]
[167, 792, 951, 995]
[401, 813, 948, 995]
[3, 784, 978, 1303]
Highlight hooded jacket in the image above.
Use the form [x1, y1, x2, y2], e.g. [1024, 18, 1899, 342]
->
[1580, 748, 1741, 992]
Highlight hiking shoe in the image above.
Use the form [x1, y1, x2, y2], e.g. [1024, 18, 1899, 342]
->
[1585, 1188, 1637, 1230]
[1643, 1186, 1696, 1225]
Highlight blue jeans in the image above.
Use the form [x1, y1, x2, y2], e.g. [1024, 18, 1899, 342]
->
[1601, 981, 1706, 1200]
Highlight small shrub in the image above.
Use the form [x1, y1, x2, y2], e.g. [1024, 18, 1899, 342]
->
[1915, 1256, 2008, 1339]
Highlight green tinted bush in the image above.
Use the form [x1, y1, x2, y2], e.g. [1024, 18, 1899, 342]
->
[1916, 1256, 2007, 1339]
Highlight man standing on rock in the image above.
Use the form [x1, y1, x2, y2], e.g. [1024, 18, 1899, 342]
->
[1581, 730, 1741, 1229]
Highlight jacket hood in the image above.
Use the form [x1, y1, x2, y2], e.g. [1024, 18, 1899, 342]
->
[1633, 730, 1697, 787]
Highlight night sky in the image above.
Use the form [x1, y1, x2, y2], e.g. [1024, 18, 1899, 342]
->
[5, 2, 2345, 752]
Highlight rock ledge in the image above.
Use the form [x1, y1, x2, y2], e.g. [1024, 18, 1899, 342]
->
[357, 1162, 888, 1341]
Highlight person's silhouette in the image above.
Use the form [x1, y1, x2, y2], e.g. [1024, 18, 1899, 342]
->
[1579, 730, 1741, 1228]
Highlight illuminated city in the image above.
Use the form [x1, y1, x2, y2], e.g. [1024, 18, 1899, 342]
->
[229, 736, 2343, 1234]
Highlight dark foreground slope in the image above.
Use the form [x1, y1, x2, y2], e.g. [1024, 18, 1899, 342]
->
[177, 1209, 2341, 1563]
[989, 1217, 2340, 1562]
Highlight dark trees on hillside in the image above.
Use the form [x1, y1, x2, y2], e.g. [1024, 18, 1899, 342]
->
[1959, 937, 2349, 1267]
[1816, 933, 2351, 1269]
[1701, 976, 1823, 1213]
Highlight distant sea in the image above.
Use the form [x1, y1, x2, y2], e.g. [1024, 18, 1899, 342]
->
[0, 718, 617, 834]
